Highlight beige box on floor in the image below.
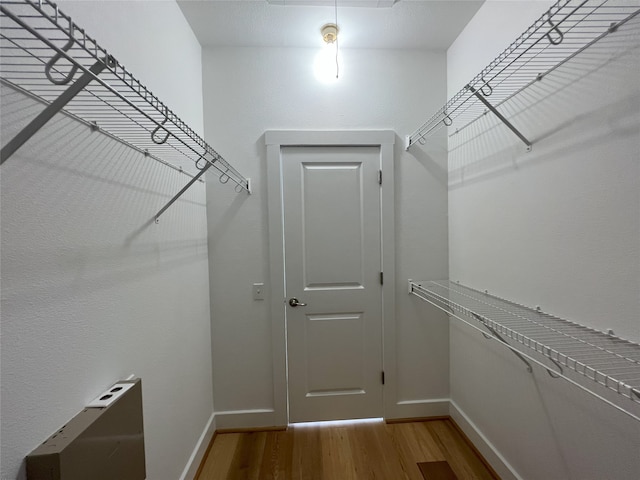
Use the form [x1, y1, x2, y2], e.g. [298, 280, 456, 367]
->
[26, 378, 145, 480]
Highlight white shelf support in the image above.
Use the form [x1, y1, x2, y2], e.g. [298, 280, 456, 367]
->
[465, 84, 532, 152]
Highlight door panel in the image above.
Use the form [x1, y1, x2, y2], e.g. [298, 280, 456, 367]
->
[302, 163, 364, 289]
[283, 146, 382, 423]
[305, 313, 364, 396]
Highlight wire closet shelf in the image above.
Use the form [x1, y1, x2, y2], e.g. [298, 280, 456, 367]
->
[409, 280, 640, 422]
[0, 0, 250, 217]
[405, 0, 640, 150]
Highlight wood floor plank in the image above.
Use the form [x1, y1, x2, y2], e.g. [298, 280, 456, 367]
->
[320, 426, 359, 480]
[291, 425, 323, 480]
[196, 433, 241, 479]
[384, 424, 430, 480]
[425, 420, 498, 480]
[227, 431, 268, 480]
[386, 421, 446, 466]
[258, 429, 294, 480]
[348, 421, 411, 479]
[198, 419, 498, 480]
[409, 422, 449, 462]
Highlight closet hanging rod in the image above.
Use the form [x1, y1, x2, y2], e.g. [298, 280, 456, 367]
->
[0, 0, 250, 214]
[408, 280, 640, 422]
[405, 0, 640, 151]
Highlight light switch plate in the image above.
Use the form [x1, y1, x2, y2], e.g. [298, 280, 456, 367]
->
[253, 283, 265, 300]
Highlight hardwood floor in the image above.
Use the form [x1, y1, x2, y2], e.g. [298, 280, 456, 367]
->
[196, 419, 499, 480]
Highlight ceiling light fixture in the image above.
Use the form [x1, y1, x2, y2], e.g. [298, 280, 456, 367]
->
[314, 22, 340, 83]
[321, 23, 339, 45]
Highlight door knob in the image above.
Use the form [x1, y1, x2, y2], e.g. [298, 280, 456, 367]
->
[289, 297, 307, 307]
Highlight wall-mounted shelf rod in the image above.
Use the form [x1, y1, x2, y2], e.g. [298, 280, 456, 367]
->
[448, 7, 640, 141]
[408, 280, 640, 422]
[1, 78, 204, 183]
[405, 0, 640, 151]
[0, 0, 250, 218]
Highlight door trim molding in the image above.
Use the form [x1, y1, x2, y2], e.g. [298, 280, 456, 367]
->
[265, 130, 396, 425]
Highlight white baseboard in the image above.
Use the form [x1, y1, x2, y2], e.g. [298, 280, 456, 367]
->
[214, 408, 284, 430]
[386, 398, 450, 420]
[449, 400, 522, 480]
[179, 412, 216, 480]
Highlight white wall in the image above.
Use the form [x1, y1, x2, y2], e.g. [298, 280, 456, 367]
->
[202, 46, 450, 425]
[1, 2, 213, 479]
[446, 1, 640, 479]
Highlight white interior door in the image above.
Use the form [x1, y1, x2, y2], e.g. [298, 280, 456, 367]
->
[282, 145, 383, 423]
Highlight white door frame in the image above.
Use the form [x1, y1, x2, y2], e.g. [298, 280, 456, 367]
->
[265, 130, 396, 426]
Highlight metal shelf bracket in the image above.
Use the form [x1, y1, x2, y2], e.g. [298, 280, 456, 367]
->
[155, 162, 213, 223]
[471, 312, 533, 373]
[0, 58, 109, 164]
[465, 84, 532, 152]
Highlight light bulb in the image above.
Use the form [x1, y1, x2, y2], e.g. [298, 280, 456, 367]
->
[314, 41, 341, 84]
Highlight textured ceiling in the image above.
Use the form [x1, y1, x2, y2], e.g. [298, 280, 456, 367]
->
[177, 0, 485, 50]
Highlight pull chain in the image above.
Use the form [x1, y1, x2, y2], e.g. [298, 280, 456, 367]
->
[334, 0, 339, 79]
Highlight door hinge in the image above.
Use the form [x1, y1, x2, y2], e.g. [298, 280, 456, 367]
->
[378, 170, 382, 185]
[379, 272, 384, 285]
[382, 371, 385, 385]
